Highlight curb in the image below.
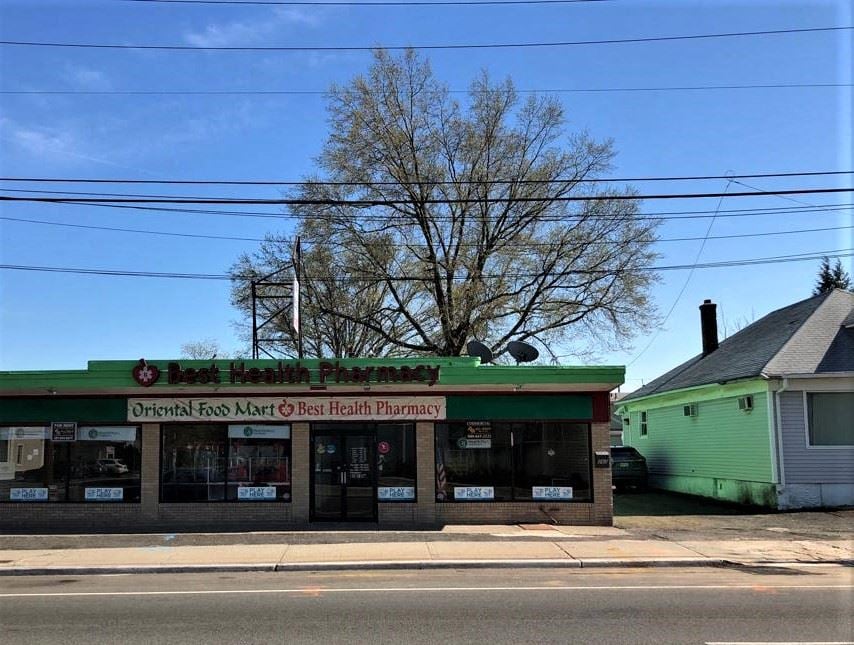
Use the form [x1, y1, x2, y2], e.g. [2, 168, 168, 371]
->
[1, 558, 849, 577]
[0, 558, 723, 576]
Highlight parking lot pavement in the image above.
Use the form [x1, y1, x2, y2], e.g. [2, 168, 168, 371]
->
[613, 489, 853, 543]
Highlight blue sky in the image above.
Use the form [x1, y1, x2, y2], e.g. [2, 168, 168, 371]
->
[0, 0, 851, 392]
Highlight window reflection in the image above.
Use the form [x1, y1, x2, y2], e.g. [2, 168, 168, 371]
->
[0, 426, 141, 502]
[435, 422, 591, 502]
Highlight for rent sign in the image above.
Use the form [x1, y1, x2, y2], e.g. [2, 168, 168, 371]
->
[128, 396, 446, 422]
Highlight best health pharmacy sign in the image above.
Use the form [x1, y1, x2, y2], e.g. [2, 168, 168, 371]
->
[128, 396, 446, 422]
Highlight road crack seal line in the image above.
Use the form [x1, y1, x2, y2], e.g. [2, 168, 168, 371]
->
[553, 542, 578, 561]
[276, 544, 291, 568]
[667, 539, 712, 559]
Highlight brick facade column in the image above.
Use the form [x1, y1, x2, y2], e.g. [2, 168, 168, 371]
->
[590, 421, 613, 525]
[414, 421, 436, 525]
[291, 421, 310, 524]
[140, 423, 160, 520]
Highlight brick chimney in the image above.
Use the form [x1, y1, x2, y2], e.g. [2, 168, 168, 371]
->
[700, 299, 719, 356]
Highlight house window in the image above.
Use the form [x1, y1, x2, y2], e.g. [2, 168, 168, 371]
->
[640, 411, 648, 436]
[0, 440, 7, 463]
[807, 393, 854, 446]
[16, 444, 22, 464]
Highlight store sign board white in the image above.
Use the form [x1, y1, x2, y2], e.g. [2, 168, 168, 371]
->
[378, 486, 416, 501]
[532, 486, 573, 500]
[85, 487, 124, 501]
[129, 397, 445, 422]
[454, 486, 494, 500]
[237, 486, 277, 500]
[227, 425, 291, 439]
[77, 427, 137, 442]
[10, 488, 48, 501]
[0, 427, 48, 440]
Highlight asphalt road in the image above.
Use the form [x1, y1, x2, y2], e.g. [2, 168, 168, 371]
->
[1, 565, 852, 644]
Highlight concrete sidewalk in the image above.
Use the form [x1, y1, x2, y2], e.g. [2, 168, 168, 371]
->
[1, 522, 851, 576]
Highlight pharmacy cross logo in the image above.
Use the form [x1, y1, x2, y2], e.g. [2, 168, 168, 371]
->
[132, 359, 160, 387]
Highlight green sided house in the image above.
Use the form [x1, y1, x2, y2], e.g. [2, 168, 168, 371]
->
[0, 356, 623, 531]
[617, 289, 854, 510]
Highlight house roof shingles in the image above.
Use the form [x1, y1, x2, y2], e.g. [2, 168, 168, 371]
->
[622, 289, 853, 403]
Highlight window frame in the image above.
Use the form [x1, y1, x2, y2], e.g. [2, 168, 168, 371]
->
[640, 411, 648, 437]
[159, 423, 293, 503]
[434, 420, 593, 504]
[803, 391, 854, 449]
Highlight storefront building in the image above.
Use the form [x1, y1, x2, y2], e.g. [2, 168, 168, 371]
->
[0, 357, 623, 531]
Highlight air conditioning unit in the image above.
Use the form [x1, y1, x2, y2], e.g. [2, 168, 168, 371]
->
[738, 396, 754, 411]
[683, 404, 697, 417]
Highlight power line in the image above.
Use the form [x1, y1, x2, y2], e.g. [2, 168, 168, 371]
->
[627, 180, 731, 367]
[122, 0, 612, 5]
[2, 83, 851, 96]
[1, 249, 850, 281]
[13, 197, 854, 223]
[1, 186, 851, 205]
[1, 26, 850, 52]
[2, 169, 851, 186]
[2, 214, 851, 245]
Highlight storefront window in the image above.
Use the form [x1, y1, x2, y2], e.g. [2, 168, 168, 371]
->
[227, 425, 291, 501]
[161, 424, 291, 502]
[376, 424, 416, 501]
[435, 422, 591, 502]
[435, 422, 513, 501]
[0, 426, 141, 503]
[513, 422, 591, 501]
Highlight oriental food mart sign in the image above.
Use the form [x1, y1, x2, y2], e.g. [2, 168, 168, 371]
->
[128, 396, 446, 422]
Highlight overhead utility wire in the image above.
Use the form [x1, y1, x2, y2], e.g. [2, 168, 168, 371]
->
[123, 0, 612, 5]
[627, 180, 731, 367]
[20, 198, 854, 223]
[4, 83, 851, 96]
[2, 214, 851, 246]
[2, 170, 851, 186]
[1, 249, 851, 281]
[1, 187, 851, 205]
[1, 26, 850, 52]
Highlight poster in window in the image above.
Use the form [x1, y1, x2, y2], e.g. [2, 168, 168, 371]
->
[51, 422, 77, 442]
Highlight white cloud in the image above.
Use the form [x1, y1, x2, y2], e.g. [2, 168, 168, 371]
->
[184, 7, 322, 48]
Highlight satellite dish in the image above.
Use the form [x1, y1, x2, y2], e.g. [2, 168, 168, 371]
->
[507, 341, 539, 364]
[466, 340, 493, 364]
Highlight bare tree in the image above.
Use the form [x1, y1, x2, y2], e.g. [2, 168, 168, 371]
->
[180, 338, 236, 360]
[232, 50, 659, 360]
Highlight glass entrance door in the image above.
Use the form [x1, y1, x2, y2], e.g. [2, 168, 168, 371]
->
[311, 426, 377, 522]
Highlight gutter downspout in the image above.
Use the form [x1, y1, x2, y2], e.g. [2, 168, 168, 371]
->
[762, 375, 780, 487]
[771, 375, 789, 491]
